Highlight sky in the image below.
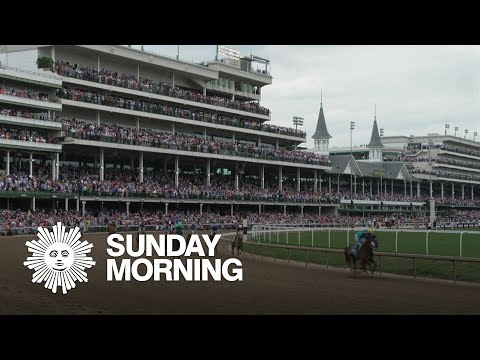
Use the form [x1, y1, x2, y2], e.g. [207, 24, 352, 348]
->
[3, 45, 480, 149]
[144, 45, 480, 149]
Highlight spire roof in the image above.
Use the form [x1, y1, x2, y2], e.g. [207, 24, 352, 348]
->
[312, 92, 332, 139]
[368, 111, 384, 148]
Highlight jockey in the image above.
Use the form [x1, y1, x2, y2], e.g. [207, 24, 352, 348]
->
[351, 227, 374, 256]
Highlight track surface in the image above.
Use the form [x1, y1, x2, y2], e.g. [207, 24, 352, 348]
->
[1, 232, 480, 314]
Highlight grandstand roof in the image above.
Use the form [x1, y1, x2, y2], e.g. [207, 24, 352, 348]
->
[327, 155, 362, 175]
[356, 161, 414, 180]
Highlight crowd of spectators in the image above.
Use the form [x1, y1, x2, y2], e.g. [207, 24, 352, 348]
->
[0, 126, 50, 143]
[55, 60, 272, 116]
[408, 143, 480, 158]
[0, 108, 51, 121]
[410, 168, 480, 182]
[0, 87, 54, 102]
[62, 119, 329, 166]
[56, 86, 305, 138]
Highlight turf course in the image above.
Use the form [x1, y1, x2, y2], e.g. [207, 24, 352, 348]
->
[248, 228, 480, 283]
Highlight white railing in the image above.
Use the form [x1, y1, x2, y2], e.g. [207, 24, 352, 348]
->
[250, 225, 480, 258]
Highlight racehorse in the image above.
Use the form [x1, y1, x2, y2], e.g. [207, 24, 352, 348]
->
[107, 221, 116, 235]
[344, 235, 377, 276]
[231, 231, 244, 256]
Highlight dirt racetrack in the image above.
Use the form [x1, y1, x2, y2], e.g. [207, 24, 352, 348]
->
[1, 232, 480, 315]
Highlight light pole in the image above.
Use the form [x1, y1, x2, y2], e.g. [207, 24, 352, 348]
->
[445, 124, 450, 135]
[428, 138, 433, 199]
[177, 45, 180, 60]
[293, 116, 304, 131]
[428, 138, 434, 224]
[350, 121, 355, 200]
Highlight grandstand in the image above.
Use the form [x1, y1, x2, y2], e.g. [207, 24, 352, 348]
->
[0, 45, 478, 233]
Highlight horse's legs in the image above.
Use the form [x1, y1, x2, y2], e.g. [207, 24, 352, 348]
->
[368, 257, 377, 274]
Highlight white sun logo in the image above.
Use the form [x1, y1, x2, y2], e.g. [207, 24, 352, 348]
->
[23, 222, 96, 294]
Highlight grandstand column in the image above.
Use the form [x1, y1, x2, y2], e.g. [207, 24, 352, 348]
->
[284, 205, 286, 215]
[472, 185, 474, 201]
[175, 156, 179, 187]
[99, 149, 104, 181]
[391, 180, 394, 196]
[337, 175, 340, 194]
[354, 175, 357, 195]
[203, 128, 207, 139]
[279, 166, 283, 191]
[51, 154, 55, 180]
[441, 183, 444, 199]
[6, 150, 10, 175]
[96, 110, 100, 126]
[452, 183, 455, 199]
[136, 117, 140, 130]
[82, 201, 86, 217]
[126, 202, 130, 216]
[370, 179, 372, 195]
[137, 64, 140, 81]
[235, 171, 239, 191]
[139, 152, 144, 183]
[377, 180, 379, 195]
[410, 180, 413, 198]
[417, 183, 420, 198]
[276, 139, 279, 150]
[297, 168, 301, 192]
[51, 45, 55, 63]
[172, 123, 175, 135]
[29, 153, 33, 178]
[48, 110, 51, 119]
[257, 136, 261, 146]
[329, 176, 332, 193]
[258, 205, 262, 214]
[65, 198, 68, 212]
[172, 73, 175, 87]
[232, 94, 235, 101]
[97, 55, 100, 72]
[404, 180, 406, 197]
[231, 204, 233, 216]
[200, 203, 203, 215]
[319, 206, 321, 216]
[260, 165, 265, 189]
[206, 159, 211, 187]
[203, 88, 206, 96]
[384, 181, 387, 196]
[314, 171, 318, 193]
[32, 197, 36, 212]
[76, 198, 79, 212]
[165, 203, 168, 216]
[301, 206, 304, 216]
[55, 153, 59, 181]
[363, 178, 365, 196]
[462, 184, 465, 200]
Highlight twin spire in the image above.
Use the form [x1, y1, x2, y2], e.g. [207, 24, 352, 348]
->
[312, 90, 332, 140]
[312, 94, 383, 148]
